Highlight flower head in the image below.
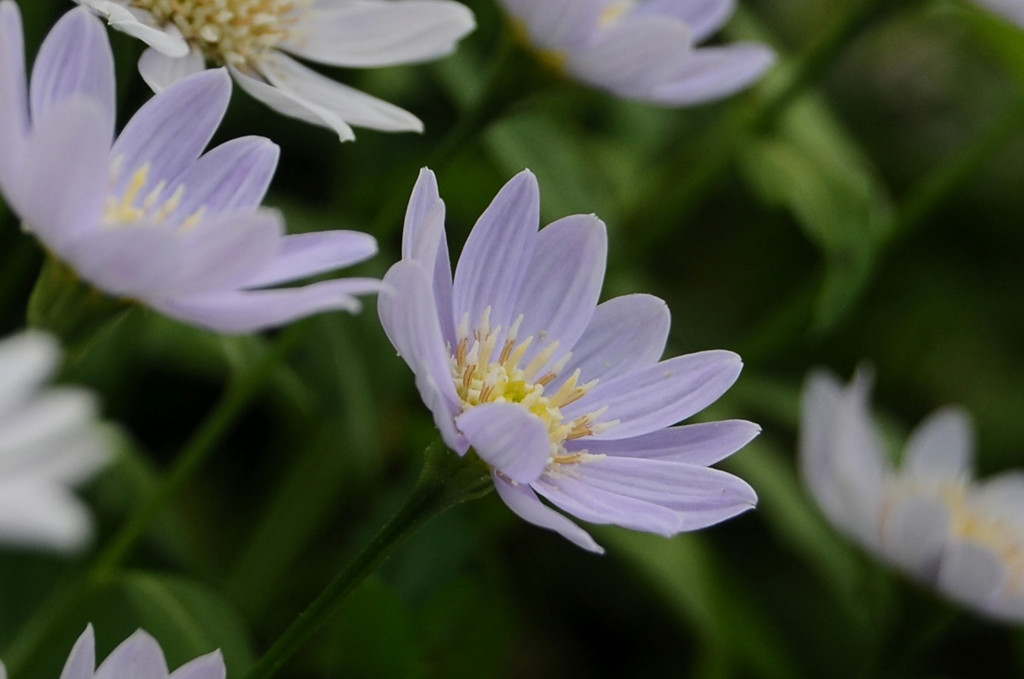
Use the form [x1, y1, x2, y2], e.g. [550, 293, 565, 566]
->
[379, 168, 758, 552]
[801, 369, 1024, 622]
[76, 0, 475, 140]
[36, 625, 224, 679]
[0, 332, 109, 552]
[499, 0, 774, 106]
[0, 4, 380, 334]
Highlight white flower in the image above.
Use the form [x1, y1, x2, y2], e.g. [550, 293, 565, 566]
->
[0, 333, 109, 552]
[974, 0, 1024, 27]
[499, 0, 774, 106]
[76, 0, 476, 140]
[801, 368, 1024, 622]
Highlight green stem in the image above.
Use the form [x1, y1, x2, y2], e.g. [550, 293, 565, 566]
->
[243, 439, 493, 679]
[2, 325, 305, 676]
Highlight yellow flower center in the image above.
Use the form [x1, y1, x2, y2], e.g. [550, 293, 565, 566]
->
[104, 159, 204, 229]
[130, 0, 308, 67]
[451, 307, 614, 466]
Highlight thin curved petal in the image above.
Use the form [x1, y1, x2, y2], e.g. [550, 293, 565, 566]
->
[79, 0, 190, 56]
[30, 7, 114, 139]
[169, 650, 225, 679]
[568, 419, 760, 465]
[111, 68, 231, 192]
[452, 170, 539, 331]
[878, 493, 950, 579]
[513, 214, 606, 366]
[95, 629, 169, 679]
[259, 52, 423, 132]
[0, 478, 92, 551]
[229, 64, 356, 142]
[154, 277, 381, 333]
[60, 625, 96, 679]
[632, 0, 735, 43]
[937, 538, 1005, 609]
[138, 45, 206, 92]
[246, 230, 378, 288]
[0, 389, 98, 471]
[0, 0, 29, 181]
[457, 403, 550, 483]
[566, 350, 742, 440]
[648, 43, 775, 106]
[534, 472, 681, 535]
[496, 0, 598, 49]
[166, 136, 280, 223]
[401, 171, 454, 345]
[493, 473, 603, 552]
[0, 331, 59, 416]
[902, 407, 973, 482]
[561, 293, 669, 383]
[284, 0, 475, 67]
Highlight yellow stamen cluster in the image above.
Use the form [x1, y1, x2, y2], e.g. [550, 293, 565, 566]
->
[598, 0, 636, 28]
[451, 308, 612, 466]
[130, 0, 308, 66]
[104, 160, 204, 229]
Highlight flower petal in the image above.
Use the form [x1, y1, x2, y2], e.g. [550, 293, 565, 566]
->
[0, 0, 29, 181]
[111, 68, 230, 193]
[493, 473, 603, 552]
[30, 7, 114, 139]
[138, 45, 206, 92]
[228, 64, 356, 142]
[95, 629, 169, 679]
[632, 0, 735, 43]
[496, 0, 598, 49]
[62, 225, 191, 297]
[452, 170, 539, 332]
[165, 136, 280, 224]
[245, 230, 378, 288]
[60, 626, 96, 679]
[401, 169, 454, 345]
[0, 388, 99, 473]
[878, 493, 950, 581]
[937, 538, 1006, 609]
[258, 52, 423, 132]
[566, 419, 760, 465]
[79, 0, 190, 56]
[456, 403, 550, 483]
[378, 260, 463, 451]
[534, 472, 681, 536]
[169, 650, 225, 679]
[560, 293, 669, 383]
[565, 350, 742, 440]
[902, 406, 973, 482]
[0, 331, 59, 417]
[648, 43, 775, 106]
[154, 278, 381, 333]
[0, 477, 92, 551]
[513, 214, 606, 366]
[284, 0, 475, 67]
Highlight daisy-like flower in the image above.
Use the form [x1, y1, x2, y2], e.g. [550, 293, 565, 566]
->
[801, 369, 1024, 622]
[973, 0, 1024, 27]
[498, 0, 775, 106]
[378, 168, 758, 552]
[0, 332, 109, 552]
[0, 4, 379, 334]
[11, 625, 225, 679]
[75, 0, 475, 141]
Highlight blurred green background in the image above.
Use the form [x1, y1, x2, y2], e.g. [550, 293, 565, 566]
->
[2, 0, 1024, 676]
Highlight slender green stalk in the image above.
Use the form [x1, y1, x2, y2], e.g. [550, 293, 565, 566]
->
[243, 439, 494, 679]
[2, 325, 305, 676]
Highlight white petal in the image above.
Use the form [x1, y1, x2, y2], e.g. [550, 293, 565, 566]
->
[138, 46, 206, 92]
[902, 407, 973, 482]
[877, 493, 950, 581]
[632, 0, 735, 43]
[79, 0, 190, 57]
[0, 478, 92, 551]
[0, 331, 59, 417]
[936, 538, 1005, 610]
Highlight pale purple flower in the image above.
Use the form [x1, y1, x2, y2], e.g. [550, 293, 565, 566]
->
[499, 0, 775, 106]
[0, 4, 380, 334]
[378, 168, 758, 552]
[75, 0, 475, 141]
[801, 369, 1024, 622]
[0, 332, 109, 552]
[973, 0, 1024, 27]
[10, 625, 225, 679]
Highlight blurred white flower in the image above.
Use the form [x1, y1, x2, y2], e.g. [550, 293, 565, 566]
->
[974, 0, 1024, 28]
[498, 0, 774, 106]
[76, 0, 475, 140]
[801, 368, 1024, 622]
[0, 332, 109, 552]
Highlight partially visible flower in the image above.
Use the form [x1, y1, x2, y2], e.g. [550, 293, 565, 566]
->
[43, 625, 224, 679]
[801, 368, 1024, 622]
[973, 0, 1024, 27]
[0, 332, 109, 552]
[498, 0, 774, 106]
[379, 168, 758, 552]
[0, 4, 379, 334]
[75, 0, 475, 141]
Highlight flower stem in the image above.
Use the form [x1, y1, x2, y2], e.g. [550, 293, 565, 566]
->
[243, 439, 493, 679]
[1, 325, 305, 676]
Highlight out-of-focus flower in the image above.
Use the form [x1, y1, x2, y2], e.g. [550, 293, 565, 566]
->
[0, 332, 109, 552]
[801, 369, 1024, 622]
[973, 0, 1024, 27]
[0, 4, 380, 334]
[37, 625, 225, 679]
[75, 0, 475, 140]
[498, 0, 774, 106]
[379, 168, 758, 553]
